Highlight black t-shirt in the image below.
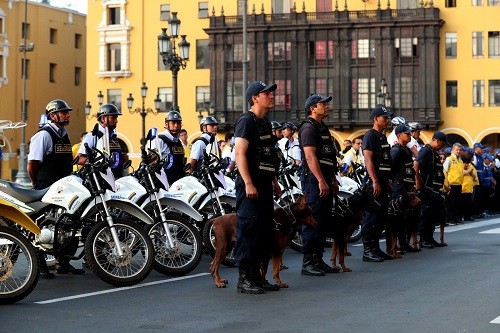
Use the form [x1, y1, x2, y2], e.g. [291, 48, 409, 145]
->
[415, 144, 434, 186]
[362, 129, 388, 181]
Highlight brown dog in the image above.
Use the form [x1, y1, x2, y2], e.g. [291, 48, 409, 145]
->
[330, 186, 380, 272]
[210, 195, 316, 288]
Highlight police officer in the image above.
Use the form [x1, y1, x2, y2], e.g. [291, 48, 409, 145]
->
[414, 131, 448, 248]
[361, 105, 394, 262]
[78, 103, 127, 178]
[28, 99, 84, 277]
[188, 116, 219, 173]
[388, 124, 419, 255]
[234, 80, 282, 294]
[156, 110, 185, 184]
[28, 99, 73, 190]
[271, 121, 284, 139]
[298, 93, 341, 276]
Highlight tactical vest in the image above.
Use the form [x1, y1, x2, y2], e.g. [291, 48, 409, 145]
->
[422, 144, 445, 190]
[299, 117, 338, 179]
[237, 112, 279, 178]
[391, 144, 415, 190]
[36, 126, 73, 186]
[367, 128, 392, 178]
[159, 134, 185, 183]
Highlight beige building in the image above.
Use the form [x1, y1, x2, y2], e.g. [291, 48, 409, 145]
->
[0, 0, 86, 180]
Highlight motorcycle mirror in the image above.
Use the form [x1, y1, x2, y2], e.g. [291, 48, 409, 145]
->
[146, 127, 158, 141]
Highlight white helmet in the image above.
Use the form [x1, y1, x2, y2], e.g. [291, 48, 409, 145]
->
[391, 116, 406, 126]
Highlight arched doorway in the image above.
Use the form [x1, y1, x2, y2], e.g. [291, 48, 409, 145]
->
[446, 133, 469, 147]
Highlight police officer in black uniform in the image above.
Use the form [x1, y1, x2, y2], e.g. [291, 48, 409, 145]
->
[28, 99, 73, 190]
[361, 105, 395, 262]
[234, 81, 282, 294]
[414, 131, 447, 248]
[388, 124, 419, 255]
[157, 110, 185, 184]
[78, 103, 127, 178]
[298, 93, 340, 276]
[28, 99, 85, 277]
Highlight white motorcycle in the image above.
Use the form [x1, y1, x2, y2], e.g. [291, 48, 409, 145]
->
[0, 144, 155, 287]
[113, 140, 203, 276]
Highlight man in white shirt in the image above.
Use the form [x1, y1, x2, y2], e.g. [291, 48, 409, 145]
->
[278, 122, 301, 166]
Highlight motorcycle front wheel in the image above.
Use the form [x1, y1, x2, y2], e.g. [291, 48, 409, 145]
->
[146, 214, 203, 276]
[85, 219, 154, 287]
[0, 226, 39, 304]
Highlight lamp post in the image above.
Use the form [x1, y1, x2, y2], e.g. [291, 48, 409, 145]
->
[97, 90, 104, 106]
[127, 82, 161, 146]
[377, 78, 392, 108]
[158, 12, 190, 112]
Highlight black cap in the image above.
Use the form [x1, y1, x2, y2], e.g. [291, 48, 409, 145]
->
[304, 94, 333, 111]
[432, 131, 448, 143]
[370, 105, 394, 119]
[246, 81, 277, 101]
[395, 124, 411, 135]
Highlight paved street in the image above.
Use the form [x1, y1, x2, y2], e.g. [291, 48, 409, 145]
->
[2, 217, 500, 333]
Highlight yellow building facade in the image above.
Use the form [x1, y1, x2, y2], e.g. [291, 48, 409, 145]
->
[85, 0, 500, 170]
[0, 0, 86, 180]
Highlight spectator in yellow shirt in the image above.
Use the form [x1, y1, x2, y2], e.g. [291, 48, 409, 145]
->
[461, 156, 477, 222]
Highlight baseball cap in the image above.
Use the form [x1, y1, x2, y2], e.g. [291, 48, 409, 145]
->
[432, 131, 448, 143]
[370, 105, 394, 119]
[395, 124, 411, 135]
[246, 81, 277, 101]
[473, 142, 485, 149]
[481, 153, 490, 160]
[304, 94, 333, 111]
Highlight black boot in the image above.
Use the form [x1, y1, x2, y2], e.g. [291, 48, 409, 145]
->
[237, 268, 264, 294]
[253, 265, 279, 291]
[38, 251, 55, 279]
[314, 254, 340, 273]
[301, 254, 325, 276]
[371, 237, 394, 260]
[362, 238, 384, 262]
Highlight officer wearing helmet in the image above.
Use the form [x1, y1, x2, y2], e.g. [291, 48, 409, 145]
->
[271, 121, 284, 139]
[387, 116, 406, 147]
[407, 121, 424, 157]
[28, 99, 84, 277]
[188, 116, 219, 173]
[156, 110, 185, 183]
[28, 99, 73, 190]
[78, 103, 128, 178]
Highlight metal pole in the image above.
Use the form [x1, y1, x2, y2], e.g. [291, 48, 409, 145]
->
[172, 67, 178, 111]
[242, 0, 248, 112]
[141, 97, 146, 146]
[15, 0, 30, 184]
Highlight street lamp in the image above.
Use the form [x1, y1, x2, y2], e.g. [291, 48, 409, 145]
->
[84, 101, 96, 120]
[377, 78, 392, 108]
[158, 12, 190, 112]
[97, 90, 104, 106]
[127, 82, 160, 146]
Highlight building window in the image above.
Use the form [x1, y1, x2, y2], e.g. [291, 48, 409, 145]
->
[352, 39, 375, 59]
[309, 40, 333, 66]
[309, 78, 334, 98]
[446, 81, 458, 107]
[75, 33, 82, 49]
[395, 38, 418, 57]
[74, 67, 81, 86]
[49, 63, 56, 83]
[472, 32, 484, 58]
[488, 0, 500, 5]
[488, 31, 500, 58]
[352, 78, 376, 109]
[50, 28, 57, 44]
[21, 22, 30, 39]
[445, 32, 457, 58]
[108, 7, 121, 25]
[160, 4, 170, 21]
[198, 2, 209, 18]
[0, 17, 4, 34]
[158, 87, 173, 111]
[473, 80, 485, 107]
[445, 0, 457, 7]
[196, 86, 211, 111]
[107, 43, 121, 71]
[268, 42, 291, 61]
[227, 44, 244, 63]
[398, 0, 419, 8]
[196, 39, 210, 69]
[272, 0, 292, 14]
[395, 77, 415, 108]
[107, 89, 122, 111]
[274, 80, 292, 110]
[316, 0, 332, 11]
[226, 81, 244, 112]
[21, 59, 29, 79]
[471, 0, 483, 5]
[489, 80, 500, 106]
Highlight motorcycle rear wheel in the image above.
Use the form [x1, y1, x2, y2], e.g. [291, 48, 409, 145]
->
[85, 219, 153, 287]
[0, 226, 39, 304]
[146, 214, 203, 276]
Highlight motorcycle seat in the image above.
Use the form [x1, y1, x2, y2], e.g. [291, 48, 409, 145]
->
[0, 179, 49, 203]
